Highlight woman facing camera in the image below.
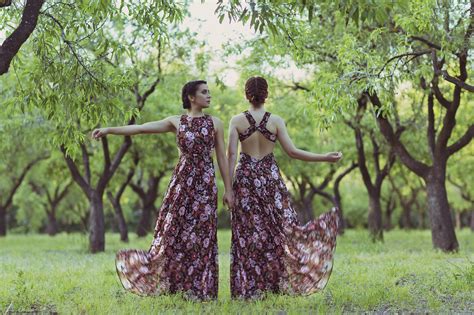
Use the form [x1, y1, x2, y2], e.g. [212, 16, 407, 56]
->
[92, 80, 234, 301]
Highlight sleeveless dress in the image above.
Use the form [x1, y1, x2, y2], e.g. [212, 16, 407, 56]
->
[230, 110, 339, 299]
[115, 114, 218, 301]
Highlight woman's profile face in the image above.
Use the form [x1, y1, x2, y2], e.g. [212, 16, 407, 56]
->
[190, 84, 211, 108]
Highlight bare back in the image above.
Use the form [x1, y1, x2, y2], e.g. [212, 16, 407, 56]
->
[234, 111, 277, 159]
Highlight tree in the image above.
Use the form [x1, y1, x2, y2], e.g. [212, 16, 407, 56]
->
[27, 155, 73, 236]
[0, 114, 48, 235]
[3, 2, 184, 251]
[219, 0, 474, 251]
[346, 96, 396, 241]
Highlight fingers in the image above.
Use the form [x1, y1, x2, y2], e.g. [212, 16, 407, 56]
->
[223, 196, 234, 209]
[91, 129, 103, 140]
[332, 151, 342, 161]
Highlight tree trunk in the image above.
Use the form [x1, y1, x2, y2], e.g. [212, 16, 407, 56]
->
[0, 206, 6, 236]
[470, 210, 474, 231]
[418, 207, 426, 230]
[384, 207, 392, 231]
[107, 191, 128, 242]
[136, 203, 155, 237]
[425, 171, 459, 251]
[333, 162, 358, 235]
[292, 197, 314, 224]
[384, 197, 394, 231]
[46, 211, 58, 236]
[298, 198, 315, 224]
[368, 192, 383, 242]
[333, 194, 346, 234]
[400, 205, 413, 229]
[88, 191, 105, 253]
[455, 211, 461, 230]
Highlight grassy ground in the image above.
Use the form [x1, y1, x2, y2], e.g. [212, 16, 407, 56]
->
[0, 229, 473, 314]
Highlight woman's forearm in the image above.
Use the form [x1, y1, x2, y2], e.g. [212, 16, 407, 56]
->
[290, 149, 331, 162]
[227, 152, 238, 183]
[106, 125, 143, 136]
[217, 154, 233, 191]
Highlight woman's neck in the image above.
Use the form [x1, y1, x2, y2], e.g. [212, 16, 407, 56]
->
[187, 108, 204, 117]
[249, 104, 265, 112]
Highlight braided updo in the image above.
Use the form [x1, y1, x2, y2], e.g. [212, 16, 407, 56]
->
[245, 76, 268, 107]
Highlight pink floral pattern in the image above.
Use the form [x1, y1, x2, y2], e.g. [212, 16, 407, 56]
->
[231, 152, 339, 299]
[116, 114, 218, 301]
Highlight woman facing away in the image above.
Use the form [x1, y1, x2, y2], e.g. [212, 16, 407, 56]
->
[227, 76, 343, 299]
[92, 80, 234, 301]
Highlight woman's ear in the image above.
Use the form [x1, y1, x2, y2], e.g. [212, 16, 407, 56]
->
[188, 95, 194, 103]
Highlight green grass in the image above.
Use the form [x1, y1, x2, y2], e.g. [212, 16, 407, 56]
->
[1, 229, 473, 314]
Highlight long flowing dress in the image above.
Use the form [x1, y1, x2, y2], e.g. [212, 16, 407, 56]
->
[116, 114, 219, 301]
[230, 110, 339, 299]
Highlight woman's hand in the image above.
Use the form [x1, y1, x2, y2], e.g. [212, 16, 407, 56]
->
[223, 190, 235, 209]
[325, 151, 343, 163]
[91, 128, 108, 140]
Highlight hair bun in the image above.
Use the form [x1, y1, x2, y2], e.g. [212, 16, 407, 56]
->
[245, 77, 268, 106]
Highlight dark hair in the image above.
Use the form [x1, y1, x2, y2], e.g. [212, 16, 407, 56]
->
[245, 76, 268, 106]
[182, 80, 207, 109]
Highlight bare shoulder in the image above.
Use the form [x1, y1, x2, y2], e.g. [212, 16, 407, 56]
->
[166, 115, 181, 122]
[211, 115, 223, 124]
[230, 113, 245, 124]
[269, 113, 284, 125]
[166, 115, 181, 127]
[163, 115, 181, 129]
[211, 116, 224, 130]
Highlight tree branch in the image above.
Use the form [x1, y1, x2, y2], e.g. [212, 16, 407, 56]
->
[369, 132, 381, 174]
[334, 162, 358, 209]
[447, 176, 473, 203]
[97, 136, 132, 194]
[378, 50, 431, 76]
[377, 150, 396, 188]
[286, 82, 311, 92]
[431, 76, 451, 109]
[2, 155, 48, 209]
[81, 143, 91, 185]
[60, 145, 91, 197]
[41, 12, 104, 86]
[129, 182, 146, 200]
[56, 180, 73, 203]
[427, 92, 436, 157]
[116, 167, 136, 200]
[409, 35, 442, 50]
[439, 70, 474, 92]
[368, 91, 430, 178]
[312, 189, 334, 204]
[447, 124, 474, 156]
[436, 84, 461, 154]
[101, 136, 111, 176]
[0, 0, 45, 75]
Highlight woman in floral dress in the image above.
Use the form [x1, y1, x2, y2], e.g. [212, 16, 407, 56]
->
[92, 80, 234, 301]
[227, 76, 343, 299]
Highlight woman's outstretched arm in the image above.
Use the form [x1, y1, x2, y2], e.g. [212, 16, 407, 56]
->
[91, 116, 178, 139]
[226, 116, 239, 182]
[275, 116, 342, 162]
[213, 117, 235, 208]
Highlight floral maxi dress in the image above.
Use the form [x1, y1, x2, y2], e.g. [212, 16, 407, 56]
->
[116, 114, 218, 301]
[231, 110, 339, 299]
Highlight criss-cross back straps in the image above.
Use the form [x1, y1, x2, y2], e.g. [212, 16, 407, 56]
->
[238, 111, 277, 142]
